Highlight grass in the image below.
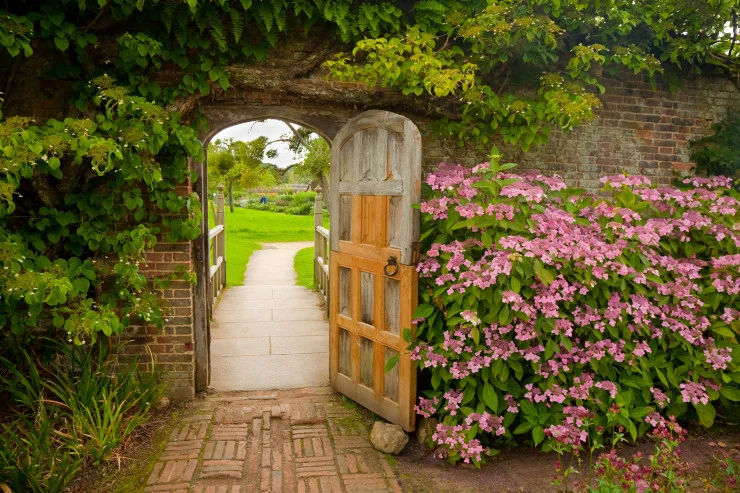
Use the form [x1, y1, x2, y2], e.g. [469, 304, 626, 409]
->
[209, 206, 328, 287]
[294, 247, 315, 288]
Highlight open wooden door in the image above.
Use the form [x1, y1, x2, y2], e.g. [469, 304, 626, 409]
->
[329, 110, 421, 432]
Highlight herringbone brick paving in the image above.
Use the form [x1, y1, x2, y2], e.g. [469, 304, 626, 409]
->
[144, 388, 402, 493]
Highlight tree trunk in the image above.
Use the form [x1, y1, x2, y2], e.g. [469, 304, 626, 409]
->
[229, 181, 235, 213]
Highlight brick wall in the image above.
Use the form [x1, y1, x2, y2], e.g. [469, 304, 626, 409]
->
[509, 74, 739, 190]
[112, 181, 198, 400]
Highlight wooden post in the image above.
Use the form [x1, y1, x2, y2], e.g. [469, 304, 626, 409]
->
[314, 187, 323, 287]
[216, 184, 225, 291]
[216, 183, 225, 227]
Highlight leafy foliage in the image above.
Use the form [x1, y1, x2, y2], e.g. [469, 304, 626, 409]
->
[412, 154, 739, 465]
[326, 0, 740, 151]
[690, 113, 740, 179]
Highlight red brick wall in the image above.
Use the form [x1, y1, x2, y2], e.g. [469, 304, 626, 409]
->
[512, 74, 739, 190]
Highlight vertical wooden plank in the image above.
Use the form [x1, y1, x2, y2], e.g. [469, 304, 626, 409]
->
[384, 277, 400, 335]
[359, 337, 374, 388]
[339, 266, 351, 317]
[339, 195, 352, 241]
[384, 347, 399, 402]
[193, 157, 210, 392]
[387, 132, 403, 181]
[329, 255, 340, 389]
[360, 271, 374, 326]
[375, 195, 389, 250]
[359, 127, 388, 181]
[352, 131, 364, 181]
[339, 136, 356, 181]
[351, 195, 362, 245]
[350, 257, 361, 385]
[387, 196, 402, 249]
[338, 328, 351, 377]
[399, 119, 422, 265]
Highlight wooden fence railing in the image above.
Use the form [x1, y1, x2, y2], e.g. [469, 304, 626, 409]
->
[209, 183, 226, 311]
[313, 189, 329, 313]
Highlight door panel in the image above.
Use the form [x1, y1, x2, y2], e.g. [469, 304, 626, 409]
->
[329, 110, 421, 432]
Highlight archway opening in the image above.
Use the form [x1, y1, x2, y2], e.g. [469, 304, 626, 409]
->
[202, 119, 332, 392]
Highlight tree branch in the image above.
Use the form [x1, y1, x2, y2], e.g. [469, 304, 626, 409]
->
[284, 121, 309, 147]
[729, 9, 738, 59]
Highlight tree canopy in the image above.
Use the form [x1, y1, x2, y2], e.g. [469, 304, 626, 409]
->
[208, 137, 278, 211]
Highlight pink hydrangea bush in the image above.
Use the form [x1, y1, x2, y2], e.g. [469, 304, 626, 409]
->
[411, 153, 739, 465]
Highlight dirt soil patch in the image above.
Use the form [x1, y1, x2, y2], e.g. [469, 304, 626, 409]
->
[395, 428, 740, 492]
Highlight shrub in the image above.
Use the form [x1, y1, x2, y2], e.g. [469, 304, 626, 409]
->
[690, 113, 740, 179]
[411, 153, 739, 465]
[0, 339, 163, 492]
[239, 191, 318, 215]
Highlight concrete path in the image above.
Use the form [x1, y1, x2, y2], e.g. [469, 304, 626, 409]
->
[209, 242, 330, 392]
[143, 388, 403, 493]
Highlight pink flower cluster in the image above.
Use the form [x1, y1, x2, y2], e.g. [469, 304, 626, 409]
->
[414, 161, 738, 463]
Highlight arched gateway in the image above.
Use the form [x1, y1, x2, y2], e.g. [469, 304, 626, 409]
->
[192, 106, 423, 431]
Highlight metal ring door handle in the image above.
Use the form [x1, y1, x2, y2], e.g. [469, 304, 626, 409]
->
[384, 256, 399, 277]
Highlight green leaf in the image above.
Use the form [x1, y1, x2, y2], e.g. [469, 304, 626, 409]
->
[720, 386, 740, 402]
[482, 384, 498, 412]
[431, 371, 441, 390]
[55, 37, 70, 51]
[413, 303, 434, 319]
[532, 426, 545, 445]
[384, 354, 399, 372]
[533, 260, 554, 285]
[513, 421, 535, 434]
[519, 399, 537, 416]
[511, 276, 521, 293]
[695, 403, 716, 427]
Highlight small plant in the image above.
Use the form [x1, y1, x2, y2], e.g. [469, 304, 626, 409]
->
[552, 417, 693, 492]
[0, 339, 163, 492]
[704, 441, 739, 492]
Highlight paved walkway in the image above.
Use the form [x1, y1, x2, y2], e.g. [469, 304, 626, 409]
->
[210, 242, 329, 391]
[144, 388, 403, 492]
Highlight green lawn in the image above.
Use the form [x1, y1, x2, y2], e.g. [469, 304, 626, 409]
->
[294, 247, 315, 288]
[209, 206, 328, 286]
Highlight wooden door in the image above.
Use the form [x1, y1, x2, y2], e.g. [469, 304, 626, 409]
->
[329, 110, 421, 432]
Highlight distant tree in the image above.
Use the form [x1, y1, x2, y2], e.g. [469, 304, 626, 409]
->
[293, 137, 331, 193]
[208, 137, 277, 212]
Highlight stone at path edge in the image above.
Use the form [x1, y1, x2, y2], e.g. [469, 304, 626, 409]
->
[370, 421, 409, 455]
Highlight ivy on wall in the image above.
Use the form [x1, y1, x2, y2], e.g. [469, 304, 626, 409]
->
[0, 0, 738, 347]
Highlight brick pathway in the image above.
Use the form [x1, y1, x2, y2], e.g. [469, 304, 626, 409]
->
[144, 388, 402, 492]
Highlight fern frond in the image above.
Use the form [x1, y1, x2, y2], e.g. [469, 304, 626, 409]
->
[272, 0, 288, 32]
[194, 5, 209, 33]
[415, 0, 447, 15]
[174, 14, 189, 48]
[257, 4, 273, 32]
[206, 10, 228, 51]
[161, 4, 176, 33]
[229, 8, 244, 43]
